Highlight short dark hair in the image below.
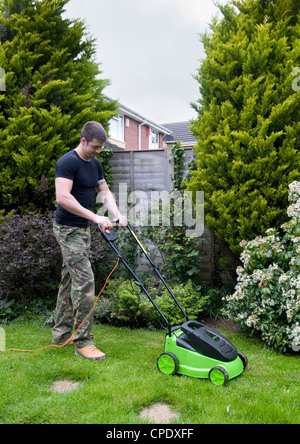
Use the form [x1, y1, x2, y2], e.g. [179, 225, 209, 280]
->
[81, 121, 107, 143]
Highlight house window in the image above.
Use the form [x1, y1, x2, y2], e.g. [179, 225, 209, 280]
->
[149, 129, 159, 150]
[109, 115, 124, 142]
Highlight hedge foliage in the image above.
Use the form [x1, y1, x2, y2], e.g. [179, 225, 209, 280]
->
[223, 181, 300, 352]
[0, 0, 118, 212]
[0, 212, 109, 320]
[189, 0, 300, 254]
[93, 278, 209, 329]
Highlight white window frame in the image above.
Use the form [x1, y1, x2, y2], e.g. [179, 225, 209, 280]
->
[109, 115, 124, 142]
[149, 129, 159, 150]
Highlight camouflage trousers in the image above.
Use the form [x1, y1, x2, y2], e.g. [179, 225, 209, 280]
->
[52, 221, 95, 348]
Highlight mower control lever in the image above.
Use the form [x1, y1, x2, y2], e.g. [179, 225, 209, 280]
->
[101, 225, 113, 234]
[98, 225, 118, 243]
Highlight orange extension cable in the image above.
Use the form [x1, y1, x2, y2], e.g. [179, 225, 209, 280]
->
[0, 257, 120, 354]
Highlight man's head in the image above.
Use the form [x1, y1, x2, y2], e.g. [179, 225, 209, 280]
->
[79, 121, 107, 160]
[81, 121, 107, 144]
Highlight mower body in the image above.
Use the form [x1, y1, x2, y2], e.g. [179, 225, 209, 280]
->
[157, 321, 246, 385]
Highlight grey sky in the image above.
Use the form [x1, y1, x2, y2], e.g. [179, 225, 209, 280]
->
[63, 0, 229, 124]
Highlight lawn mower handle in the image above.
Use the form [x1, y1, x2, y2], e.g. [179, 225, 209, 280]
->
[126, 223, 188, 324]
[98, 223, 173, 335]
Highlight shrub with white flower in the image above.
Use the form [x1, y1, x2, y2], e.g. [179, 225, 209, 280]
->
[223, 181, 300, 353]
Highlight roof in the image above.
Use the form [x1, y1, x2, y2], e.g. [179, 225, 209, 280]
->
[162, 121, 197, 146]
[104, 95, 172, 136]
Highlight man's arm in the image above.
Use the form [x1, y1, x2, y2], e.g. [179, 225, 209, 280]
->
[97, 179, 128, 226]
[55, 177, 112, 227]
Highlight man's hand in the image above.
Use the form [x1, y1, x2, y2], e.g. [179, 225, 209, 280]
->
[114, 214, 128, 227]
[117, 214, 128, 227]
[92, 215, 112, 228]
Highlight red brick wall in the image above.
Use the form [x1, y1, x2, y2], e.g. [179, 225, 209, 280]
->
[140, 125, 149, 150]
[123, 115, 164, 150]
[124, 116, 139, 151]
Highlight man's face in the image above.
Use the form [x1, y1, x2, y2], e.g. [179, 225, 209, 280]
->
[82, 138, 105, 158]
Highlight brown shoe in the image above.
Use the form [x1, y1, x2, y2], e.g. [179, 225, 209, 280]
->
[75, 345, 106, 361]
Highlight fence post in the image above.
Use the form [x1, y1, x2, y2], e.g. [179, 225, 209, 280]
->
[130, 151, 134, 191]
[165, 146, 174, 192]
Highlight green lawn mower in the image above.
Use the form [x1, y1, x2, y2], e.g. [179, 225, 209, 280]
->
[100, 224, 248, 386]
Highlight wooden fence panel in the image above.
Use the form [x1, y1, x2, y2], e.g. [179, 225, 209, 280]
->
[108, 148, 214, 282]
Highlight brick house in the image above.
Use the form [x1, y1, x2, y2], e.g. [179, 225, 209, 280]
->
[104, 96, 172, 151]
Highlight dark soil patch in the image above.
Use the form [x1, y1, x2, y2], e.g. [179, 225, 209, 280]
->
[199, 315, 240, 333]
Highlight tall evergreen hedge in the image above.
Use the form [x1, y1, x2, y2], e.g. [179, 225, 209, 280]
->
[189, 0, 300, 254]
[0, 0, 118, 212]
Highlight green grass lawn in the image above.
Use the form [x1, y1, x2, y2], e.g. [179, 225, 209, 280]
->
[0, 318, 299, 424]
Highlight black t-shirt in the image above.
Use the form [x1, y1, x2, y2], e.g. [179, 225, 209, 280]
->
[55, 150, 104, 227]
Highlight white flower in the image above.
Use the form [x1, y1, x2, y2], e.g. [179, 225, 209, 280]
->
[269, 263, 279, 271]
[281, 222, 290, 232]
[240, 249, 251, 265]
[288, 181, 300, 203]
[287, 200, 300, 218]
[236, 266, 244, 276]
[252, 236, 266, 247]
[227, 289, 245, 301]
[287, 309, 295, 320]
[273, 242, 283, 253]
[279, 273, 290, 283]
[262, 298, 276, 308]
[266, 228, 276, 235]
[246, 314, 259, 328]
[237, 312, 247, 321]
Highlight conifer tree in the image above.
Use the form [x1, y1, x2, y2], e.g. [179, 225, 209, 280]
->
[0, 0, 118, 211]
[189, 0, 300, 254]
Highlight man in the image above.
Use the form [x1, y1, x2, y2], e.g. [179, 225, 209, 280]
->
[53, 121, 127, 361]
